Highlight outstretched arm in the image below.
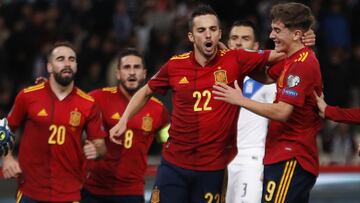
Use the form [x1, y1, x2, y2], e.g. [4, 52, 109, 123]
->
[110, 84, 153, 144]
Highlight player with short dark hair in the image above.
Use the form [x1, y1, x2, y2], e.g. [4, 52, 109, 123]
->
[2, 41, 107, 202]
[81, 48, 169, 203]
[213, 3, 321, 202]
[109, 4, 288, 203]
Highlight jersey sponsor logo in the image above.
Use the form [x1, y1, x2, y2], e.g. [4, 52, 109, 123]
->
[69, 109, 81, 127]
[142, 114, 153, 132]
[294, 51, 309, 62]
[283, 88, 298, 97]
[214, 68, 228, 83]
[287, 75, 300, 88]
[111, 112, 121, 120]
[37, 109, 48, 117]
[150, 186, 160, 203]
[179, 76, 189, 84]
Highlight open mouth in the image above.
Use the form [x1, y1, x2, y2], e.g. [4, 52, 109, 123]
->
[61, 68, 73, 75]
[205, 42, 213, 48]
[127, 78, 137, 82]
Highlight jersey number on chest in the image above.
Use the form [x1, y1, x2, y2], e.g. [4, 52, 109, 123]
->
[193, 90, 212, 112]
[48, 124, 66, 145]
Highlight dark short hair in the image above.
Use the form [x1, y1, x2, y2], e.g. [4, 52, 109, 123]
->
[270, 2, 315, 31]
[230, 20, 260, 42]
[117, 47, 145, 69]
[188, 5, 219, 31]
[47, 41, 76, 61]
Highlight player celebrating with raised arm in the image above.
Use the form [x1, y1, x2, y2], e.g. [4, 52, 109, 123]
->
[109, 4, 300, 203]
[81, 48, 169, 203]
[213, 3, 322, 203]
[2, 41, 106, 203]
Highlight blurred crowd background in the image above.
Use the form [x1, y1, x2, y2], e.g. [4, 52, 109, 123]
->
[0, 0, 360, 166]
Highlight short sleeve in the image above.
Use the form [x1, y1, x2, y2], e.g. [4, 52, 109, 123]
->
[278, 63, 313, 107]
[235, 49, 270, 76]
[267, 60, 285, 80]
[148, 62, 170, 95]
[85, 103, 107, 140]
[7, 91, 27, 130]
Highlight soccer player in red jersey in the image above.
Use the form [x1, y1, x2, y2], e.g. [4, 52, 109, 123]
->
[81, 48, 169, 203]
[1, 41, 107, 203]
[314, 92, 360, 156]
[213, 3, 322, 203]
[109, 5, 288, 203]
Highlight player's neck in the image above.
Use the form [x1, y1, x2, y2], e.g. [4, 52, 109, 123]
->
[119, 85, 132, 100]
[286, 41, 305, 57]
[194, 48, 217, 67]
[49, 78, 74, 101]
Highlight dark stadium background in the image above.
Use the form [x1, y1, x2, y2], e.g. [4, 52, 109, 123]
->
[0, 0, 359, 202]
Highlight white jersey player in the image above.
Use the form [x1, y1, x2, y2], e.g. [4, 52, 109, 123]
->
[226, 76, 275, 203]
[225, 20, 276, 203]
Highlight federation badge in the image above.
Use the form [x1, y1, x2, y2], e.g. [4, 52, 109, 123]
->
[69, 109, 81, 127]
[150, 186, 160, 203]
[287, 75, 300, 88]
[214, 69, 228, 83]
[141, 114, 153, 132]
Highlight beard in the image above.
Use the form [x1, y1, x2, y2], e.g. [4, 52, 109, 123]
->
[119, 78, 146, 95]
[53, 68, 75, 87]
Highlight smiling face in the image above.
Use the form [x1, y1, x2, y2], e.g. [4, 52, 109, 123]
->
[228, 25, 259, 50]
[269, 20, 294, 54]
[47, 46, 77, 87]
[116, 54, 146, 95]
[188, 14, 222, 60]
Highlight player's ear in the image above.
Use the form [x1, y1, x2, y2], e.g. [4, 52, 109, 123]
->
[254, 42, 260, 50]
[143, 68, 147, 79]
[115, 67, 121, 80]
[46, 63, 52, 73]
[188, 32, 194, 43]
[293, 29, 303, 41]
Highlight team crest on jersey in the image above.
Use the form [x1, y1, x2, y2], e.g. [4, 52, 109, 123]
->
[150, 186, 160, 203]
[69, 109, 81, 127]
[214, 69, 228, 83]
[287, 75, 300, 88]
[141, 114, 153, 132]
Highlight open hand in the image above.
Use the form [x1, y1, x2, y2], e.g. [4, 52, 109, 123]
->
[2, 154, 22, 179]
[302, 29, 316, 47]
[212, 80, 244, 106]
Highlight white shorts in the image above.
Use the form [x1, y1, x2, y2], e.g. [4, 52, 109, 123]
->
[226, 153, 264, 203]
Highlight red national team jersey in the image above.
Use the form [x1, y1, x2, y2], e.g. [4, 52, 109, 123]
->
[84, 87, 169, 195]
[7, 81, 106, 202]
[148, 49, 270, 170]
[325, 106, 360, 124]
[266, 47, 323, 176]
